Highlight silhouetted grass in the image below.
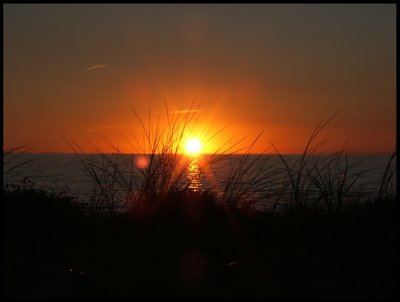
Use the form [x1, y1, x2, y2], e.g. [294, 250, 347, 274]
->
[3, 180, 395, 298]
[65, 101, 285, 216]
[3, 106, 396, 298]
[3, 144, 37, 176]
[377, 150, 396, 201]
[269, 112, 396, 215]
[65, 101, 203, 215]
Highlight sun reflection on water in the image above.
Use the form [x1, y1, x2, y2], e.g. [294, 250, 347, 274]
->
[187, 158, 201, 192]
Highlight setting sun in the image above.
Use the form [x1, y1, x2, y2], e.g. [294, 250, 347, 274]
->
[185, 137, 203, 156]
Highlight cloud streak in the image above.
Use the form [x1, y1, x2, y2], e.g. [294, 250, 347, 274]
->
[171, 109, 201, 114]
[86, 64, 109, 71]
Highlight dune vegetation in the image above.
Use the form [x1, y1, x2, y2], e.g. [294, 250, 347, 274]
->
[3, 105, 396, 298]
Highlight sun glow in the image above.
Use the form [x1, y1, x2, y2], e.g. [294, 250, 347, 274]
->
[184, 137, 203, 156]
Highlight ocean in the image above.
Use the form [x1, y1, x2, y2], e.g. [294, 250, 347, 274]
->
[3, 153, 396, 210]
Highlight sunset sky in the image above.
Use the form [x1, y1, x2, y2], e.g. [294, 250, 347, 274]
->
[4, 4, 396, 154]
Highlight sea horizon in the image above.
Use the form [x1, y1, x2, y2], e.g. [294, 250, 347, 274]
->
[5, 151, 396, 156]
[4, 153, 395, 209]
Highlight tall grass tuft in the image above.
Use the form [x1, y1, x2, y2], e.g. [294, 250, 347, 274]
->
[65, 100, 281, 215]
[65, 101, 212, 215]
[270, 111, 381, 214]
[212, 133, 279, 210]
[271, 112, 339, 212]
[3, 144, 36, 175]
[305, 149, 371, 213]
[66, 105, 395, 216]
[376, 151, 396, 202]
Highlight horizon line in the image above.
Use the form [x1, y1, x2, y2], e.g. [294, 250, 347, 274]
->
[5, 151, 396, 156]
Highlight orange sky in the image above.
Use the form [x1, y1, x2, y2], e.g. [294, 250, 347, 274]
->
[4, 4, 396, 154]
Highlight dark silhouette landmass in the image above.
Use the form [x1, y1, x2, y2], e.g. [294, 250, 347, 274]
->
[3, 184, 396, 298]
